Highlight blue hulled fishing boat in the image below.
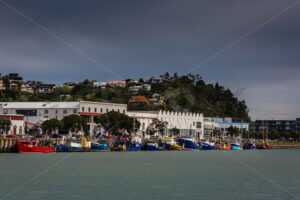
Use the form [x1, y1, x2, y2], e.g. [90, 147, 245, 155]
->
[201, 140, 216, 150]
[145, 141, 163, 151]
[178, 138, 200, 150]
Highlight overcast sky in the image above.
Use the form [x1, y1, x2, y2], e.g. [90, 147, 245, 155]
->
[0, 0, 299, 120]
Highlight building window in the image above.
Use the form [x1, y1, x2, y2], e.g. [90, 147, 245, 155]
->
[112, 109, 114, 112]
[118, 109, 120, 113]
[4, 109, 7, 114]
[55, 110, 58, 114]
[45, 110, 48, 114]
[94, 108, 97, 113]
[193, 122, 195, 126]
[100, 108, 103, 113]
[82, 107, 85, 112]
[63, 110, 67, 114]
[88, 107, 91, 112]
[45, 116, 48, 119]
[106, 108, 109, 113]
[73, 109, 77, 114]
[123, 110, 125, 114]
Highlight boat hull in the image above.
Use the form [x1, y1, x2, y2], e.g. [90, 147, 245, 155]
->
[18, 143, 56, 153]
[179, 139, 200, 150]
[231, 145, 242, 150]
[145, 144, 163, 151]
[126, 143, 143, 151]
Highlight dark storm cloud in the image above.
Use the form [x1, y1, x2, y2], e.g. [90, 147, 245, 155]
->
[0, 0, 299, 119]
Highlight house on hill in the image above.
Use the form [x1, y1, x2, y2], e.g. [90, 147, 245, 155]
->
[129, 96, 149, 105]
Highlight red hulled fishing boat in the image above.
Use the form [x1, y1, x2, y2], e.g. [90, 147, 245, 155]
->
[17, 140, 56, 153]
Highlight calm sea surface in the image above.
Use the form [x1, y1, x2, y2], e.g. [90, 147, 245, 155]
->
[0, 150, 300, 200]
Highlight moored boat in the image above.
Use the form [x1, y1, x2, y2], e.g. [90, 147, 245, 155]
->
[162, 137, 182, 150]
[243, 141, 256, 150]
[178, 138, 200, 150]
[17, 140, 56, 153]
[201, 140, 216, 150]
[145, 141, 163, 151]
[230, 142, 242, 150]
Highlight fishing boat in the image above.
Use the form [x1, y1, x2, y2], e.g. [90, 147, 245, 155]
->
[178, 138, 200, 150]
[57, 137, 91, 152]
[17, 140, 56, 153]
[201, 140, 216, 150]
[91, 142, 110, 151]
[230, 142, 242, 150]
[256, 144, 273, 149]
[243, 141, 256, 150]
[162, 137, 182, 150]
[145, 141, 163, 151]
[219, 144, 231, 150]
[126, 143, 143, 151]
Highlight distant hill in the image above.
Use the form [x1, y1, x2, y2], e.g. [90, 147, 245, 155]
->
[0, 72, 249, 120]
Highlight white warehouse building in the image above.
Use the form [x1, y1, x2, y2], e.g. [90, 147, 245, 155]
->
[127, 110, 204, 139]
[0, 101, 127, 135]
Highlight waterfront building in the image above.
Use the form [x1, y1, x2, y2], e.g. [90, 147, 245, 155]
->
[79, 101, 127, 135]
[249, 120, 297, 134]
[0, 114, 25, 135]
[127, 110, 204, 139]
[0, 101, 127, 135]
[204, 117, 249, 136]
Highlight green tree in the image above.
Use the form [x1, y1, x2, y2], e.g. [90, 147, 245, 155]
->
[62, 115, 87, 133]
[0, 118, 11, 134]
[150, 118, 168, 137]
[41, 118, 63, 134]
[94, 111, 140, 135]
[227, 126, 239, 137]
[170, 128, 180, 136]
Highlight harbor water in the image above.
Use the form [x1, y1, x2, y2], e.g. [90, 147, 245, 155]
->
[0, 150, 300, 200]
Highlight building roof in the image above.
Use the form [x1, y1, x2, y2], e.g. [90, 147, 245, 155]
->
[0, 102, 80, 109]
[129, 96, 148, 103]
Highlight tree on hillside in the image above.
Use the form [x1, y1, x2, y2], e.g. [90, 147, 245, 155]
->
[0, 118, 11, 134]
[94, 111, 140, 135]
[62, 115, 87, 133]
[41, 118, 63, 134]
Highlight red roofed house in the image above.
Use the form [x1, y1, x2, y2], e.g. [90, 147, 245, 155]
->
[129, 96, 149, 105]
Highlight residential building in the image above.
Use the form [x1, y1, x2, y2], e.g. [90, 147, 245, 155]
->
[0, 114, 25, 135]
[148, 77, 163, 84]
[93, 81, 107, 89]
[64, 82, 77, 88]
[249, 120, 297, 134]
[21, 84, 34, 93]
[37, 83, 56, 93]
[0, 80, 4, 90]
[128, 85, 142, 93]
[107, 80, 126, 87]
[297, 118, 300, 133]
[9, 73, 23, 83]
[129, 96, 148, 105]
[127, 110, 204, 139]
[142, 84, 151, 91]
